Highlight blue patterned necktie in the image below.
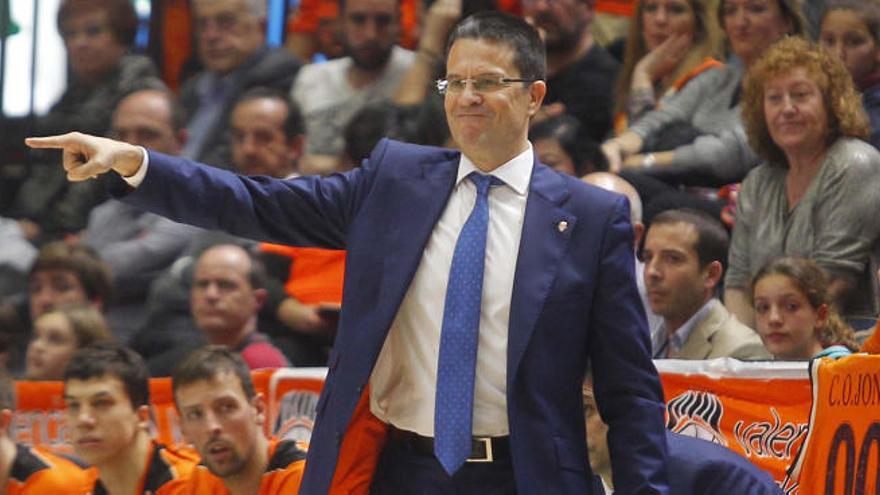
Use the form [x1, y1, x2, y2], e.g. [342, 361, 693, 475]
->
[434, 172, 500, 475]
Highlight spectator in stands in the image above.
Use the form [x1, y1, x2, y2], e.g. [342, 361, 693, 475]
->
[63, 343, 198, 494]
[643, 209, 767, 359]
[0, 370, 92, 492]
[291, 0, 414, 173]
[0, 242, 113, 373]
[6, 0, 162, 241]
[582, 172, 663, 340]
[612, 0, 724, 134]
[601, 0, 806, 221]
[530, 115, 603, 176]
[583, 378, 783, 494]
[181, 0, 301, 168]
[725, 37, 880, 326]
[25, 303, 112, 381]
[522, 0, 620, 143]
[230, 87, 305, 178]
[172, 345, 306, 493]
[191, 245, 290, 369]
[79, 88, 200, 342]
[751, 257, 858, 360]
[819, 0, 880, 149]
[27, 242, 113, 320]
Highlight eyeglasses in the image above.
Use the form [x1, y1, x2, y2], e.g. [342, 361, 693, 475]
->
[436, 76, 538, 95]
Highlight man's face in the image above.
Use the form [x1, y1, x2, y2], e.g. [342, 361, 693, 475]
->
[522, 0, 591, 52]
[64, 376, 146, 467]
[110, 90, 182, 155]
[642, 222, 713, 324]
[176, 372, 264, 478]
[60, 10, 126, 83]
[583, 385, 611, 475]
[444, 38, 543, 165]
[29, 269, 90, 319]
[231, 97, 299, 178]
[342, 0, 399, 71]
[193, 0, 265, 74]
[191, 248, 261, 341]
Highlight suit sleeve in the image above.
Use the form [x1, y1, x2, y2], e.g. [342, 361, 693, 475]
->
[589, 196, 669, 493]
[116, 140, 391, 249]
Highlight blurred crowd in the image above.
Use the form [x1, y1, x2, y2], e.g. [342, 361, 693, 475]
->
[1, 0, 880, 491]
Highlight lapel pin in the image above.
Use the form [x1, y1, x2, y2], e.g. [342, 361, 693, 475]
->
[557, 221, 568, 232]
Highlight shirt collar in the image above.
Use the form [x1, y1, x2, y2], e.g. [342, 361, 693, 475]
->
[456, 143, 533, 196]
[655, 299, 717, 357]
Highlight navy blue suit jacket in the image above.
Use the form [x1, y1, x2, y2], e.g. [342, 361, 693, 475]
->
[120, 139, 668, 493]
[593, 432, 782, 494]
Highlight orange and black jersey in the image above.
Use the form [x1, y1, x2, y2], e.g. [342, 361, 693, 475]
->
[187, 438, 307, 494]
[89, 442, 198, 495]
[5, 443, 92, 495]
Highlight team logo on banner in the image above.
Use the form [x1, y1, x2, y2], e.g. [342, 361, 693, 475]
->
[666, 390, 727, 445]
[274, 390, 319, 442]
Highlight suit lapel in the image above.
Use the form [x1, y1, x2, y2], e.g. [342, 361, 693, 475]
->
[507, 163, 574, 379]
[377, 156, 459, 320]
[680, 301, 720, 359]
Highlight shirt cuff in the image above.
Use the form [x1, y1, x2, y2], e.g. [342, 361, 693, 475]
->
[121, 147, 149, 187]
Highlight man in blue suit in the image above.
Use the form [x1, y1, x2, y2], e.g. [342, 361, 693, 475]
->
[584, 381, 782, 494]
[28, 11, 668, 494]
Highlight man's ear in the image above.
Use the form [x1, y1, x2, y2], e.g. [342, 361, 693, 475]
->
[252, 393, 266, 427]
[254, 288, 268, 310]
[288, 135, 306, 166]
[136, 404, 151, 430]
[528, 80, 548, 116]
[632, 222, 645, 249]
[703, 260, 723, 289]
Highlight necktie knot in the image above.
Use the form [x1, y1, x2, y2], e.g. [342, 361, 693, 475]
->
[468, 173, 502, 197]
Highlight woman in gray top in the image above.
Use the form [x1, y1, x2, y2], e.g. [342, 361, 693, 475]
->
[725, 37, 880, 326]
[601, 0, 806, 185]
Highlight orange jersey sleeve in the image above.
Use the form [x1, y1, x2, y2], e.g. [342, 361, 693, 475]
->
[5, 445, 93, 495]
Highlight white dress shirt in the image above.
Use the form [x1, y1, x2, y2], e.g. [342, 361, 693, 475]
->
[369, 146, 533, 437]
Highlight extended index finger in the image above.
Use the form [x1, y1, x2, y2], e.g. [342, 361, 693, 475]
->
[25, 133, 82, 151]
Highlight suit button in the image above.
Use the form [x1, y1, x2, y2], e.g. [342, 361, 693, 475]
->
[335, 432, 342, 446]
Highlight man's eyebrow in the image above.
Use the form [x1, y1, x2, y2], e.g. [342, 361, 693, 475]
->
[64, 390, 113, 401]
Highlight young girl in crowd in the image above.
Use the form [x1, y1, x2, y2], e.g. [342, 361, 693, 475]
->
[819, 0, 880, 149]
[751, 257, 858, 360]
[25, 303, 112, 380]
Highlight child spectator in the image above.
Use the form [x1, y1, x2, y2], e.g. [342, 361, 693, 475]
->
[25, 303, 112, 381]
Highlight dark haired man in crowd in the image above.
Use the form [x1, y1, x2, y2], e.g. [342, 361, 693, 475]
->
[0, 370, 91, 493]
[522, 0, 619, 143]
[230, 87, 305, 179]
[172, 345, 306, 493]
[291, 0, 414, 173]
[181, 0, 301, 168]
[29, 11, 668, 494]
[643, 208, 767, 359]
[63, 342, 198, 494]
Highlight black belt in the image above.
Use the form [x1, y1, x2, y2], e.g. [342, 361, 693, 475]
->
[388, 425, 510, 463]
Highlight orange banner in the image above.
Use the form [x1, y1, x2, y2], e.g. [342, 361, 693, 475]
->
[16, 361, 826, 492]
[656, 359, 811, 493]
[787, 354, 880, 495]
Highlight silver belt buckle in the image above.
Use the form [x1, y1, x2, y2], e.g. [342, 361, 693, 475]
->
[467, 437, 493, 463]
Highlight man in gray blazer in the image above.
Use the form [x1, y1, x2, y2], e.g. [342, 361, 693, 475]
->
[642, 208, 768, 360]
